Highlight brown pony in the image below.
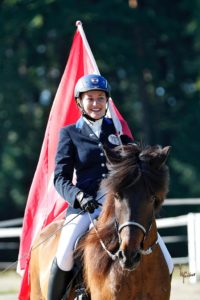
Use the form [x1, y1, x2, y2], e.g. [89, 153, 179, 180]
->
[30, 144, 171, 300]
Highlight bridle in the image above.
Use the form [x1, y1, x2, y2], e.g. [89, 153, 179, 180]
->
[88, 169, 159, 261]
[118, 221, 147, 236]
[116, 216, 159, 256]
[89, 211, 159, 261]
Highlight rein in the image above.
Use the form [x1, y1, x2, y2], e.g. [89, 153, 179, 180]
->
[88, 212, 118, 261]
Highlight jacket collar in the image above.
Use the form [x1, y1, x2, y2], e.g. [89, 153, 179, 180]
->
[76, 117, 99, 140]
[75, 116, 114, 141]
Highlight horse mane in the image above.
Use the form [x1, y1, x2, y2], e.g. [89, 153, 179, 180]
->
[76, 144, 170, 278]
[103, 144, 170, 211]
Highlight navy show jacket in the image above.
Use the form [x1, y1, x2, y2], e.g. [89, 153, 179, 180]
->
[54, 116, 132, 215]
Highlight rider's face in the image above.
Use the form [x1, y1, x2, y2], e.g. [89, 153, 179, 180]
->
[80, 90, 107, 120]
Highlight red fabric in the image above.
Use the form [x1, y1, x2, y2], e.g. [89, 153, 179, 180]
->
[18, 28, 133, 300]
[110, 101, 133, 138]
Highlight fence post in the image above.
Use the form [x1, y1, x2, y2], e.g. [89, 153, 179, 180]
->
[195, 214, 200, 279]
[187, 213, 196, 283]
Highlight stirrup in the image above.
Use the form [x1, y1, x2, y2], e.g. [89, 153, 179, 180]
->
[74, 283, 90, 300]
[74, 294, 90, 300]
[73, 265, 90, 300]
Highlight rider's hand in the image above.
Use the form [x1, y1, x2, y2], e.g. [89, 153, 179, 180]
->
[76, 191, 99, 213]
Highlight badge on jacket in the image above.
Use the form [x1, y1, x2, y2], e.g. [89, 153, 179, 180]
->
[108, 134, 121, 145]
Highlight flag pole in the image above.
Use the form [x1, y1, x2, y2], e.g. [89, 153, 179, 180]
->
[76, 21, 100, 75]
[76, 21, 124, 144]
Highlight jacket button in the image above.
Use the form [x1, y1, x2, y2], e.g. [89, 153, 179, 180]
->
[98, 143, 102, 147]
[102, 173, 106, 178]
[101, 163, 105, 167]
[100, 152, 104, 156]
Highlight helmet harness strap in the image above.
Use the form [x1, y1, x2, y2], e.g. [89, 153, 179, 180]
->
[76, 98, 109, 122]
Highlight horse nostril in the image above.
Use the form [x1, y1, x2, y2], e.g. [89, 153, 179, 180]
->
[117, 248, 141, 270]
[132, 251, 141, 262]
[118, 249, 141, 262]
[117, 249, 126, 261]
[118, 249, 123, 259]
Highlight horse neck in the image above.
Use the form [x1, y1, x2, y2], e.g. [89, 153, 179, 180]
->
[142, 217, 158, 250]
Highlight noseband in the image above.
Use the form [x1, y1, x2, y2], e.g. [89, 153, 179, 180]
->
[116, 219, 158, 256]
[118, 221, 147, 235]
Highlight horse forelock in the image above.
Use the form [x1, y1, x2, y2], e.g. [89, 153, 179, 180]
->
[103, 144, 169, 211]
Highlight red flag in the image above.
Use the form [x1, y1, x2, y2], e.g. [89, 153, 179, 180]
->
[18, 21, 133, 299]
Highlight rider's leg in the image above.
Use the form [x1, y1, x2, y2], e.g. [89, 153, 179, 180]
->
[157, 233, 174, 274]
[56, 206, 102, 271]
[47, 257, 73, 300]
[47, 207, 102, 300]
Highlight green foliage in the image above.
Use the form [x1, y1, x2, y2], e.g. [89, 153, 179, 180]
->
[1, 0, 200, 219]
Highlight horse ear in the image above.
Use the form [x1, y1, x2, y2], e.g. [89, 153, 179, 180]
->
[103, 145, 123, 165]
[153, 146, 171, 169]
[139, 145, 171, 169]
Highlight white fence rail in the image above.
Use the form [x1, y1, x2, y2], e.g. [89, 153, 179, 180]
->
[157, 213, 200, 283]
[0, 218, 23, 228]
[0, 199, 200, 283]
[164, 198, 200, 206]
[0, 228, 22, 238]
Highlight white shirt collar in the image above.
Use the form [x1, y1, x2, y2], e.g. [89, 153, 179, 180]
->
[83, 117, 103, 138]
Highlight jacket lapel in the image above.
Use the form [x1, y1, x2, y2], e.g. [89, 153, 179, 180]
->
[76, 117, 99, 141]
[75, 117, 115, 143]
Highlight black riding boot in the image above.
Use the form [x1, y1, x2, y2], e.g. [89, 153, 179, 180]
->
[47, 257, 73, 300]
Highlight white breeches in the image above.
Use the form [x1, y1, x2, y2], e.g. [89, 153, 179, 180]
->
[56, 202, 173, 274]
[56, 199, 103, 271]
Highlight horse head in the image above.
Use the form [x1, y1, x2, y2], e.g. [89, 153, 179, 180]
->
[103, 144, 170, 271]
